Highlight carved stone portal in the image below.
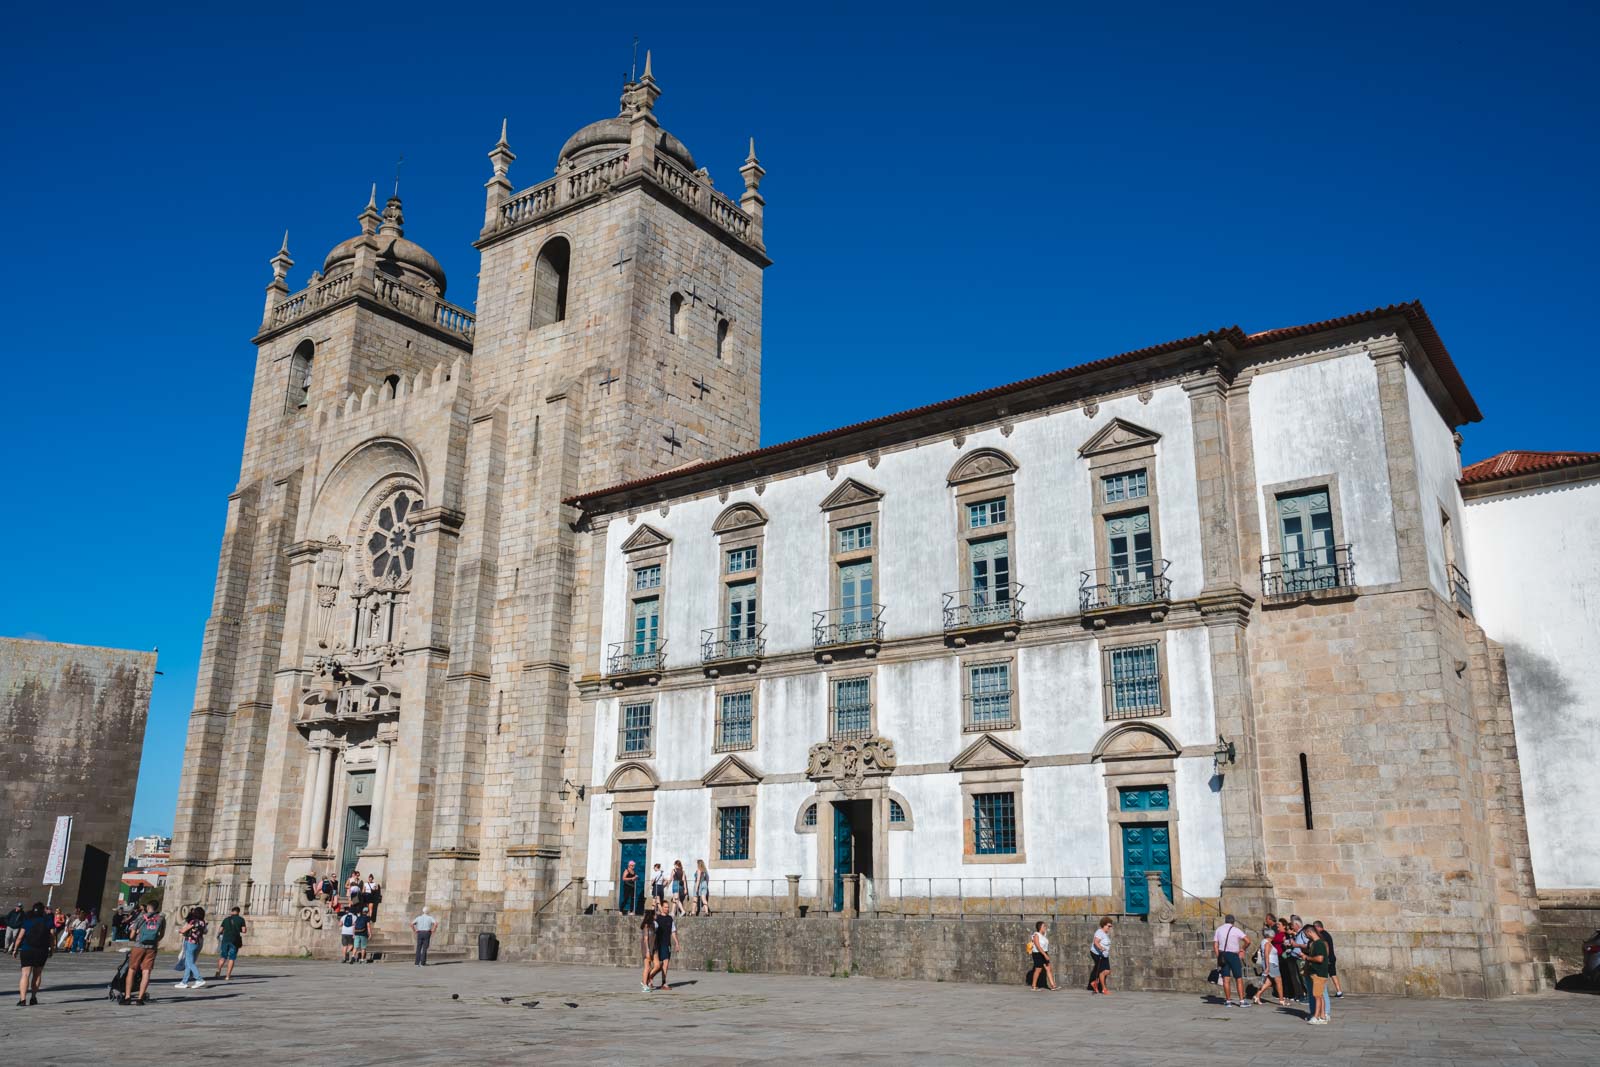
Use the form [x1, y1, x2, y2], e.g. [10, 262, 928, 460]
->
[806, 735, 897, 797]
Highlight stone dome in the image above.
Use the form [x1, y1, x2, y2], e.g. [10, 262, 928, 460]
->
[323, 195, 448, 296]
[559, 116, 696, 172]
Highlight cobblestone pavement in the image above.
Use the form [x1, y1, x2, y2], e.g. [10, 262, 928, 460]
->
[3, 954, 1596, 1065]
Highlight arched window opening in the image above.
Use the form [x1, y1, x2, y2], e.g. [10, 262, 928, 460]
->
[383, 374, 400, 399]
[803, 803, 817, 827]
[716, 318, 729, 360]
[889, 799, 905, 824]
[669, 292, 684, 336]
[531, 236, 571, 328]
[287, 339, 314, 411]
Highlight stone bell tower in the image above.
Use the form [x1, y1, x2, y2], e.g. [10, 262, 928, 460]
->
[419, 53, 772, 933]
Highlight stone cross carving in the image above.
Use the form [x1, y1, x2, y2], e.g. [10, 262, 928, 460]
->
[690, 375, 711, 399]
[662, 427, 683, 454]
[598, 368, 620, 394]
[611, 249, 633, 274]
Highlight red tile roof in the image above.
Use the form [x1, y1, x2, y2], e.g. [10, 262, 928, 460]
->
[568, 300, 1478, 509]
[1461, 450, 1600, 486]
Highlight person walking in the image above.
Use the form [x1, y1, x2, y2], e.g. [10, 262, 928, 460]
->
[1313, 921, 1344, 998]
[1211, 913, 1250, 1007]
[649, 864, 667, 910]
[339, 908, 357, 963]
[4, 904, 23, 955]
[647, 905, 681, 991]
[352, 906, 374, 964]
[638, 904, 659, 992]
[122, 901, 166, 1005]
[173, 906, 208, 989]
[1302, 922, 1331, 1024]
[1026, 921, 1057, 991]
[1088, 917, 1113, 994]
[365, 877, 383, 923]
[213, 906, 246, 980]
[1252, 923, 1284, 1005]
[16, 902, 53, 1006]
[669, 861, 688, 919]
[693, 860, 711, 916]
[410, 906, 438, 966]
[70, 910, 88, 953]
[620, 861, 639, 915]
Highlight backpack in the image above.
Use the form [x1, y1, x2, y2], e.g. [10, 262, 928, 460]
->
[21, 917, 52, 951]
[137, 913, 164, 945]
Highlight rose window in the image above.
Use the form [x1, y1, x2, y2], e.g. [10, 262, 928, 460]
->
[367, 490, 418, 582]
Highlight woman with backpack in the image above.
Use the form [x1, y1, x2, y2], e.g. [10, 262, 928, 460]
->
[16, 902, 52, 1006]
[173, 907, 208, 989]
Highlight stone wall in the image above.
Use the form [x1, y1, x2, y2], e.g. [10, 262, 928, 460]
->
[0, 638, 157, 917]
[515, 912, 1216, 992]
[1538, 904, 1600, 980]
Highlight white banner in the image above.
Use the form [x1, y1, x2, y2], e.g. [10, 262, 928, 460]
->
[43, 815, 73, 885]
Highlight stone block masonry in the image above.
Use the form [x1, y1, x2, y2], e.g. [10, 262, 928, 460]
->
[1, 638, 157, 917]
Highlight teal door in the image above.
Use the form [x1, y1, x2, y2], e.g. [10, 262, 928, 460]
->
[969, 536, 1011, 620]
[631, 597, 660, 656]
[340, 806, 371, 885]
[839, 561, 873, 640]
[1119, 786, 1172, 915]
[619, 839, 647, 912]
[832, 805, 853, 910]
[1106, 510, 1154, 599]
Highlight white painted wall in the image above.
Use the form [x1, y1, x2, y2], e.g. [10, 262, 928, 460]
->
[590, 396, 1223, 895]
[1463, 478, 1600, 890]
[1250, 353, 1400, 586]
[1406, 364, 1466, 599]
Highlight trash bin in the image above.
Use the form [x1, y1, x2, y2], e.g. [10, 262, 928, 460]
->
[478, 931, 499, 961]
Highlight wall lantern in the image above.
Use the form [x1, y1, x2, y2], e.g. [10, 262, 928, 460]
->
[1213, 735, 1237, 774]
[558, 778, 586, 801]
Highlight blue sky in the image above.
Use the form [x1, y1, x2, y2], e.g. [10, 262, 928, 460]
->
[2, 3, 1595, 837]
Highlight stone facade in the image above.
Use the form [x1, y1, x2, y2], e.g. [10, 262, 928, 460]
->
[171, 59, 1590, 998]
[1, 638, 157, 916]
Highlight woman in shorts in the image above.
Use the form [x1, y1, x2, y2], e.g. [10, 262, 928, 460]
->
[1027, 921, 1057, 990]
[1252, 925, 1284, 1005]
[639, 904, 658, 992]
[693, 860, 712, 916]
[16, 903, 52, 1006]
[1088, 917, 1113, 994]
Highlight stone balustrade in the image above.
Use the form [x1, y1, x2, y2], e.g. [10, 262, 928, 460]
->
[487, 147, 756, 248]
[266, 267, 475, 343]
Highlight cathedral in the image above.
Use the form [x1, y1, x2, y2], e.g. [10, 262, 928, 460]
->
[170, 58, 1599, 996]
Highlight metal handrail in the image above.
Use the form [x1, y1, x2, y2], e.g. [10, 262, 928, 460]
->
[1260, 544, 1355, 596]
[606, 641, 667, 676]
[1448, 563, 1473, 616]
[942, 582, 1025, 630]
[812, 605, 886, 648]
[701, 623, 767, 663]
[1079, 560, 1172, 612]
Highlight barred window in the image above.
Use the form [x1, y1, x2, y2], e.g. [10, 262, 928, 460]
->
[1102, 469, 1148, 504]
[620, 702, 653, 755]
[716, 690, 754, 751]
[727, 546, 757, 573]
[832, 677, 871, 738]
[973, 792, 1017, 855]
[889, 799, 906, 824]
[634, 564, 662, 591]
[1108, 644, 1161, 718]
[718, 806, 751, 861]
[966, 498, 1007, 528]
[967, 663, 1013, 726]
[837, 523, 873, 552]
[803, 803, 817, 827]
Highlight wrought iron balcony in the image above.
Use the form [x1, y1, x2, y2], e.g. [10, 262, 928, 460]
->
[606, 641, 666, 685]
[700, 624, 767, 675]
[942, 583, 1025, 637]
[829, 701, 875, 741]
[812, 605, 885, 656]
[1448, 563, 1473, 617]
[1079, 561, 1172, 616]
[963, 691, 1017, 732]
[1260, 545, 1355, 599]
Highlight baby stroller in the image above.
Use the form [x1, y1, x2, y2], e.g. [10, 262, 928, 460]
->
[108, 949, 134, 1003]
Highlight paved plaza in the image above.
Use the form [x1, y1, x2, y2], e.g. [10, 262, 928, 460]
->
[2, 954, 1596, 1065]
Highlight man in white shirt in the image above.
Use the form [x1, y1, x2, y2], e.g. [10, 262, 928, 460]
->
[410, 906, 439, 966]
[1211, 913, 1252, 1007]
[339, 909, 357, 963]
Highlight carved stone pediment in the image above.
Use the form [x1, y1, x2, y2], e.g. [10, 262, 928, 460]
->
[806, 735, 897, 796]
[948, 447, 1019, 486]
[703, 754, 763, 787]
[712, 502, 768, 534]
[297, 679, 401, 729]
[620, 523, 672, 553]
[950, 733, 1028, 772]
[1092, 722, 1180, 762]
[1078, 418, 1161, 458]
[818, 477, 884, 511]
[605, 761, 660, 793]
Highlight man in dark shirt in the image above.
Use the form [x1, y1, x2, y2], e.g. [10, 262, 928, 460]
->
[3, 904, 23, 955]
[214, 907, 246, 981]
[621, 861, 639, 915]
[352, 906, 374, 964]
[646, 910, 681, 991]
[1313, 921, 1343, 998]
